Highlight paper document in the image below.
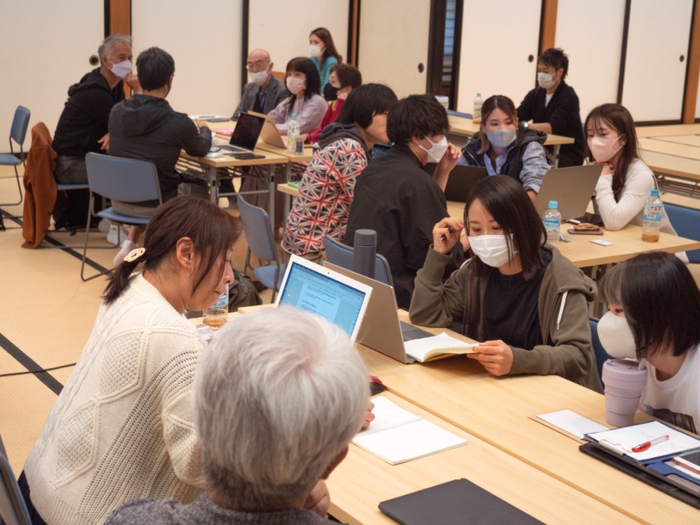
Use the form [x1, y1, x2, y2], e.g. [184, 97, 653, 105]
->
[404, 332, 476, 363]
[536, 409, 609, 440]
[352, 396, 467, 465]
[586, 421, 700, 461]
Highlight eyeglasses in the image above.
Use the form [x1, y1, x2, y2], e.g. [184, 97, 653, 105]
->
[246, 61, 269, 72]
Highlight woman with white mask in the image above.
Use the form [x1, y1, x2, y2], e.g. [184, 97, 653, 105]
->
[268, 57, 327, 135]
[308, 27, 342, 97]
[461, 95, 550, 204]
[598, 253, 700, 434]
[410, 175, 602, 392]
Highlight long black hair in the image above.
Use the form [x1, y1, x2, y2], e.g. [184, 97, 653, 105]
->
[104, 197, 241, 305]
[464, 175, 545, 279]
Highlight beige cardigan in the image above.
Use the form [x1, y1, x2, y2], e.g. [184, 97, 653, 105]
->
[24, 274, 206, 525]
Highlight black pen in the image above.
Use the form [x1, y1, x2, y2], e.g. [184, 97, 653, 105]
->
[440, 226, 455, 242]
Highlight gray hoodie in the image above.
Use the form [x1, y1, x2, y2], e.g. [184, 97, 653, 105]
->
[109, 95, 212, 203]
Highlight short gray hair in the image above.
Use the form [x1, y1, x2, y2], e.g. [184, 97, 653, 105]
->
[193, 307, 369, 511]
[98, 34, 131, 58]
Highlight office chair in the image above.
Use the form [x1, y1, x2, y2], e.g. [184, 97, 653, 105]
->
[664, 202, 700, 263]
[323, 235, 394, 287]
[590, 318, 613, 385]
[237, 195, 286, 301]
[0, 106, 31, 230]
[0, 434, 31, 525]
[82, 153, 161, 281]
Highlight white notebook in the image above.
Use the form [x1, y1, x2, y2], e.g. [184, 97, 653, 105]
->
[352, 396, 467, 465]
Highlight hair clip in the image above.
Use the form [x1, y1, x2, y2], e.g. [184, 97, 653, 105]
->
[124, 247, 146, 263]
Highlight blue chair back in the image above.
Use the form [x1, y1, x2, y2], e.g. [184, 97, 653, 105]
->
[85, 153, 161, 204]
[590, 318, 613, 384]
[10, 106, 30, 147]
[237, 195, 279, 263]
[0, 435, 31, 525]
[664, 202, 700, 263]
[324, 236, 394, 287]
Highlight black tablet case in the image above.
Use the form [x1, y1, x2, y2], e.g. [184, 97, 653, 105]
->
[378, 478, 544, 525]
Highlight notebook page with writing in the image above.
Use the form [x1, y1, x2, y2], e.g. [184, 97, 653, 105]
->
[352, 396, 467, 465]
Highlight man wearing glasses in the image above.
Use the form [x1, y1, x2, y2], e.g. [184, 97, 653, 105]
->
[233, 49, 289, 118]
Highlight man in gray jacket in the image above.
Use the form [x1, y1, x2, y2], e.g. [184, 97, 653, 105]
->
[232, 49, 288, 118]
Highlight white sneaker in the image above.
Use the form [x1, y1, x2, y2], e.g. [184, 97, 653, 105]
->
[98, 218, 111, 233]
[106, 225, 129, 246]
[114, 240, 138, 265]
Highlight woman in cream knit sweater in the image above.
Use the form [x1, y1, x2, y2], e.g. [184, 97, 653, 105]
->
[20, 197, 240, 525]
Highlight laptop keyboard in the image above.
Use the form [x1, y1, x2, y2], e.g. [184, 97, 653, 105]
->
[219, 145, 250, 153]
[400, 321, 434, 342]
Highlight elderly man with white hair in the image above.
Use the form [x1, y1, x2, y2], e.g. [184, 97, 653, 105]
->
[104, 307, 370, 525]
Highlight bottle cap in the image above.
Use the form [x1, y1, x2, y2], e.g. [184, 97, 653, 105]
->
[355, 229, 377, 247]
[476, 92, 481, 97]
[549, 200, 558, 209]
[651, 189, 659, 197]
[291, 113, 297, 119]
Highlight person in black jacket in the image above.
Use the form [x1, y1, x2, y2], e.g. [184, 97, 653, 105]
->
[345, 94, 464, 309]
[53, 34, 141, 185]
[517, 48, 585, 167]
[461, 95, 549, 203]
[109, 47, 212, 263]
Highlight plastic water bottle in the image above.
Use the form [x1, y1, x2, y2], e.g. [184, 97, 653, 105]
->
[543, 200, 561, 243]
[287, 114, 300, 154]
[473, 93, 483, 123]
[203, 284, 228, 329]
[642, 189, 663, 242]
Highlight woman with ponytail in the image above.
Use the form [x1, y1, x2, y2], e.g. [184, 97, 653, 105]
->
[21, 197, 241, 525]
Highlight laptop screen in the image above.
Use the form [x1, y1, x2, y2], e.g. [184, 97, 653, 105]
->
[277, 259, 369, 339]
[230, 113, 265, 150]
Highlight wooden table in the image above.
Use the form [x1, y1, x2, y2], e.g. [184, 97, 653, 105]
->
[357, 312, 699, 524]
[447, 115, 575, 168]
[329, 392, 637, 525]
[446, 200, 700, 268]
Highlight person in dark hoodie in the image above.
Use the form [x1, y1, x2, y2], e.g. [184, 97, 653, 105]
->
[461, 95, 549, 203]
[109, 46, 212, 264]
[517, 48, 585, 168]
[410, 175, 601, 392]
[53, 34, 141, 185]
[344, 94, 464, 309]
[282, 84, 397, 263]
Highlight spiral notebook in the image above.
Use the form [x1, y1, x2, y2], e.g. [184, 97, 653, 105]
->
[352, 396, 467, 465]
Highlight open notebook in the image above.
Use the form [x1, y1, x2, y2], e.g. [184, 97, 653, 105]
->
[352, 396, 467, 465]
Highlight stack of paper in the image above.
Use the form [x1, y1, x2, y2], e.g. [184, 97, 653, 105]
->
[352, 396, 467, 465]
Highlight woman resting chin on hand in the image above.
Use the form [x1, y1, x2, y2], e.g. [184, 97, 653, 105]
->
[410, 175, 602, 392]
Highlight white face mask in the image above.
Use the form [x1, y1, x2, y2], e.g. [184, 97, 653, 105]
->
[249, 67, 269, 86]
[286, 76, 305, 95]
[537, 71, 556, 89]
[419, 136, 448, 163]
[486, 128, 517, 149]
[467, 234, 516, 268]
[588, 134, 624, 163]
[597, 311, 637, 359]
[309, 45, 323, 58]
[108, 58, 132, 80]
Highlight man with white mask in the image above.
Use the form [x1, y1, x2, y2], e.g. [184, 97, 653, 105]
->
[345, 94, 463, 309]
[516, 48, 585, 168]
[232, 49, 288, 118]
[53, 34, 141, 186]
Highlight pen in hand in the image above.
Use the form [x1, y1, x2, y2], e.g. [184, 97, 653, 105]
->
[440, 226, 455, 242]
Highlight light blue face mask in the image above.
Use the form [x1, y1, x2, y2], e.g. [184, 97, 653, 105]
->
[486, 128, 517, 149]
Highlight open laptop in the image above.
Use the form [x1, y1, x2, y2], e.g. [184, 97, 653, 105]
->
[323, 262, 435, 363]
[248, 110, 287, 148]
[274, 255, 373, 343]
[216, 112, 265, 153]
[534, 164, 603, 220]
[424, 163, 488, 202]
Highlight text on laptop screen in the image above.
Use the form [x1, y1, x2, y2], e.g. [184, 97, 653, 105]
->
[278, 261, 367, 337]
[231, 114, 264, 150]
